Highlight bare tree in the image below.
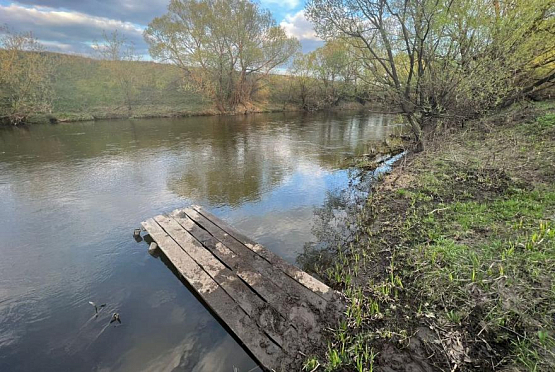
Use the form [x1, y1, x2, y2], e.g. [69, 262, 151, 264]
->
[94, 30, 141, 114]
[306, 0, 555, 150]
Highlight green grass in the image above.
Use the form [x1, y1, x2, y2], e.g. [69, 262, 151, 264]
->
[532, 113, 555, 131]
[301, 101, 555, 371]
[47, 53, 213, 120]
[4, 52, 300, 123]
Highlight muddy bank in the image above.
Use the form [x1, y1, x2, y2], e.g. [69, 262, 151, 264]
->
[298, 101, 555, 371]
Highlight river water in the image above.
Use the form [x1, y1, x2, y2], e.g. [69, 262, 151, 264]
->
[0, 112, 401, 372]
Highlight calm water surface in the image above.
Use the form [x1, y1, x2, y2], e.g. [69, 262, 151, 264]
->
[0, 112, 401, 372]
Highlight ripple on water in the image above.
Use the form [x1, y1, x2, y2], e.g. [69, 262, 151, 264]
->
[0, 112, 404, 371]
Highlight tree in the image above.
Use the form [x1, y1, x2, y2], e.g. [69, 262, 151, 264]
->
[289, 41, 366, 110]
[93, 30, 141, 114]
[490, 0, 555, 106]
[0, 26, 56, 125]
[144, 0, 300, 112]
[306, 0, 555, 150]
[305, 0, 441, 149]
[312, 40, 366, 105]
[289, 52, 318, 110]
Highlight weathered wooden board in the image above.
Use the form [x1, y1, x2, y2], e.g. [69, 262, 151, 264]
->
[141, 206, 342, 371]
[176, 207, 329, 312]
[141, 218, 285, 369]
[191, 205, 335, 301]
[171, 209, 326, 344]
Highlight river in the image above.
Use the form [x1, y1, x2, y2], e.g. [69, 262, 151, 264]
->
[0, 111, 401, 372]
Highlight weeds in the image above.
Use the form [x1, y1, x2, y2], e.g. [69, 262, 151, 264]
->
[302, 357, 320, 371]
[301, 102, 555, 371]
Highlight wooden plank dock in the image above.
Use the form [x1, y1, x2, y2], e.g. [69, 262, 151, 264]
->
[140, 205, 342, 371]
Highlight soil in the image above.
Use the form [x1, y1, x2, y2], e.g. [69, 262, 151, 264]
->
[297, 101, 555, 371]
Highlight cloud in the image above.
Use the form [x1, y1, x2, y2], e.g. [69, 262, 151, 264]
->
[38, 39, 73, 52]
[280, 10, 319, 41]
[12, 0, 169, 25]
[0, 1, 321, 56]
[0, 3, 148, 55]
[280, 10, 323, 52]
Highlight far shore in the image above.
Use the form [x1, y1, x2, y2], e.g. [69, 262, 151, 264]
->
[3, 101, 402, 126]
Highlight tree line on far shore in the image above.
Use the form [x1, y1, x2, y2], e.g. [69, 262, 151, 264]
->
[1, 0, 554, 150]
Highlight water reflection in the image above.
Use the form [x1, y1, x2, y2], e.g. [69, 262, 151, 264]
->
[166, 113, 399, 206]
[0, 111, 402, 371]
[298, 152, 406, 280]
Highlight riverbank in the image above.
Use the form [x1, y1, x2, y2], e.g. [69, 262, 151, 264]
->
[1, 52, 381, 126]
[12, 100, 379, 125]
[301, 100, 555, 371]
[20, 103, 291, 125]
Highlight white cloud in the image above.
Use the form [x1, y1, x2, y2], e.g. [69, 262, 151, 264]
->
[15, 0, 169, 25]
[0, 4, 143, 33]
[280, 10, 320, 41]
[38, 39, 73, 51]
[0, 4, 146, 54]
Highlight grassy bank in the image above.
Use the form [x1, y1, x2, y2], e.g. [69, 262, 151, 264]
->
[4, 52, 373, 125]
[2, 52, 287, 124]
[301, 101, 555, 371]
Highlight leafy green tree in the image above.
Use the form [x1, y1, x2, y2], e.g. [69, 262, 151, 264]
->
[489, 0, 555, 106]
[312, 40, 366, 105]
[289, 41, 367, 109]
[289, 52, 318, 110]
[0, 26, 56, 125]
[144, 0, 300, 112]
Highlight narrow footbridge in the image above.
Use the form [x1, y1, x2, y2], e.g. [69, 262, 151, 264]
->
[140, 205, 342, 371]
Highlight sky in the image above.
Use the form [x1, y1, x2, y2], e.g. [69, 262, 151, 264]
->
[0, 0, 323, 58]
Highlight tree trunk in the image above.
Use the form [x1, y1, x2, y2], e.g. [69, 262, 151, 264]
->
[406, 114, 425, 152]
[501, 70, 555, 108]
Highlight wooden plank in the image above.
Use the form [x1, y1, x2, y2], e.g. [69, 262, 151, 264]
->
[154, 215, 253, 315]
[141, 218, 284, 370]
[191, 205, 336, 302]
[175, 207, 328, 313]
[170, 211, 288, 305]
[170, 210, 324, 338]
[152, 214, 291, 347]
[142, 206, 345, 370]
